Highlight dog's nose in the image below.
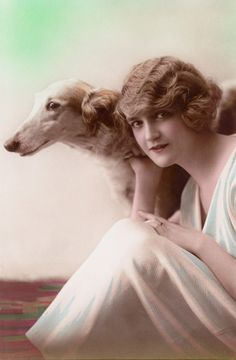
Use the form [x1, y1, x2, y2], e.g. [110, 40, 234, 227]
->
[4, 139, 20, 152]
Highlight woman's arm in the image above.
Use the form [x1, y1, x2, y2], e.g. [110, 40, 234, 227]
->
[168, 210, 180, 224]
[129, 155, 236, 300]
[139, 210, 236, 301]
[128, 156, 163, 221]
[197, 234, 236, 301]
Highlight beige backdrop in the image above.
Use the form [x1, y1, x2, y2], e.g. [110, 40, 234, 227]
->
[1, 0, 236, 279]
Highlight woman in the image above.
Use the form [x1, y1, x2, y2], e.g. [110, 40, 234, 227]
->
[26, 57, 236, 359]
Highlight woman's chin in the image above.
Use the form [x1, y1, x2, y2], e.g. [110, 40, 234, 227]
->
[150, 156, 174, 168]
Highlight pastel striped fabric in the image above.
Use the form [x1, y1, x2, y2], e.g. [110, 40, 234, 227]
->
[0, 280, 64, 360]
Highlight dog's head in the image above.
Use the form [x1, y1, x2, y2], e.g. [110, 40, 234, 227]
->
[82, 89, 121, 134]
[82, 88, 143, 157]
[4, 79, 94, 156]
[4, 79, 140, 158]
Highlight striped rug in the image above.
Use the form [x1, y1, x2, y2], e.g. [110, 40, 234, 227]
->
[0, 279, 65, 360]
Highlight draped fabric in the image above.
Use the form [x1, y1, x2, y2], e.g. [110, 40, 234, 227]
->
[26, 147, 236, 359]
[181, 145, 236, 258]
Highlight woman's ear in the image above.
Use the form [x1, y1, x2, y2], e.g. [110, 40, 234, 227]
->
[81, 89, 121, 134]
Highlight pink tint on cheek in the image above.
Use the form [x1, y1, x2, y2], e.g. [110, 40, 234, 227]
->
[132, 115, 186, 155]
[132, 130, 147, 153]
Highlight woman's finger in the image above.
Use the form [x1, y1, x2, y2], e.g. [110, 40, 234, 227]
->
[145, 220, 160, 234]
[138, 210, 155, 220]
[155, 216, 167, 225]
[139, 211, 166, 225]
[145, 217, 168, 235]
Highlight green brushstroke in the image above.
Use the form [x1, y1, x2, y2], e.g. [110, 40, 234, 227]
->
[1, 0, 236, 77]
[0, 307, 45, 320]
[1, 0, 120, 62]
[0, 0, 122, 75]
[39, 283, 63, 291]
[2, 0, 75, 62]
[3, 335, 25, 341]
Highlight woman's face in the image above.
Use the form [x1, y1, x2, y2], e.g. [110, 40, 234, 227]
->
[127, 110, 196, 168]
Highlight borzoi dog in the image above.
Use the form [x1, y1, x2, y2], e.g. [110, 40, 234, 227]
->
[6, 78, 234, 217]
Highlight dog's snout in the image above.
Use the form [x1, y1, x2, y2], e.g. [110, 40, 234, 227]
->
[4, 139, 21, 152]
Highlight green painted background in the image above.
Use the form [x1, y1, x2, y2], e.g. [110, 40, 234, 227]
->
[1, 0, 236, 81]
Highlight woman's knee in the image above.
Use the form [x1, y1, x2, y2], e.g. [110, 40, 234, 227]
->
[101, 218, 166, 257]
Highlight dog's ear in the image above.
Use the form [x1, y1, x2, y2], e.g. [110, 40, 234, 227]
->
[82, 89, 123, 135]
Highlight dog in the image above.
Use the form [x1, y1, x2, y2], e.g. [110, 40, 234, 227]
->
[3, 80, 145, 209]
[8, 78, 228, 218]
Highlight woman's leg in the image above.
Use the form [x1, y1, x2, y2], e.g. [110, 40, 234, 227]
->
[26, 219, 236, 359]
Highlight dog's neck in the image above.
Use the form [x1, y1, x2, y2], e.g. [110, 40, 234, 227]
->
[62, 127, 141, 160]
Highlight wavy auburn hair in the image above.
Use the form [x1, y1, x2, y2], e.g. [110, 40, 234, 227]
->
[117, 56, 222, 131]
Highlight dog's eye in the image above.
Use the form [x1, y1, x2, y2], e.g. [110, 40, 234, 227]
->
[46, 101, 61, 111]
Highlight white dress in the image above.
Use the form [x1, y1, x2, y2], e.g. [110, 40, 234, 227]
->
[26, 147, 236, 359]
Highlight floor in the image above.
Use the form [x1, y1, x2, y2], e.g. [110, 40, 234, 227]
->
[0, 279, 65, 360]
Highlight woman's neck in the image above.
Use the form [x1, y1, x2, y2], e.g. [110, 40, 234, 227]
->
[177, 132, 236, 189]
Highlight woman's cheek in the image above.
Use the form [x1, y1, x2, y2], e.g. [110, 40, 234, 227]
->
[132, 130, 139, 142]
[134, 133, 144, 150]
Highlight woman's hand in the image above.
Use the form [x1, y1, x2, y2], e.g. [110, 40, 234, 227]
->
[128, 156, 163, 221]
[139, 211, 236, 300]
[129, 155, 163, 181]
[128, 156, 163, 190]
[138, 210, 204, 256]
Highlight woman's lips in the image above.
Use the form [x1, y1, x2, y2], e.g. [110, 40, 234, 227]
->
[149, 144, 169, 153]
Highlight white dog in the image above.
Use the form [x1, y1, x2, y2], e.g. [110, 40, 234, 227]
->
[4, 80, 147, 208]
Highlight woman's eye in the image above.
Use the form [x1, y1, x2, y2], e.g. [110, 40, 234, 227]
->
[46, 101, 61, 111]
[130, 120, 142, 128]
[157, 111, 171, 120]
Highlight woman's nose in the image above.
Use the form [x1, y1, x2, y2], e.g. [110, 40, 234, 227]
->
[144, 123, 161, 142]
